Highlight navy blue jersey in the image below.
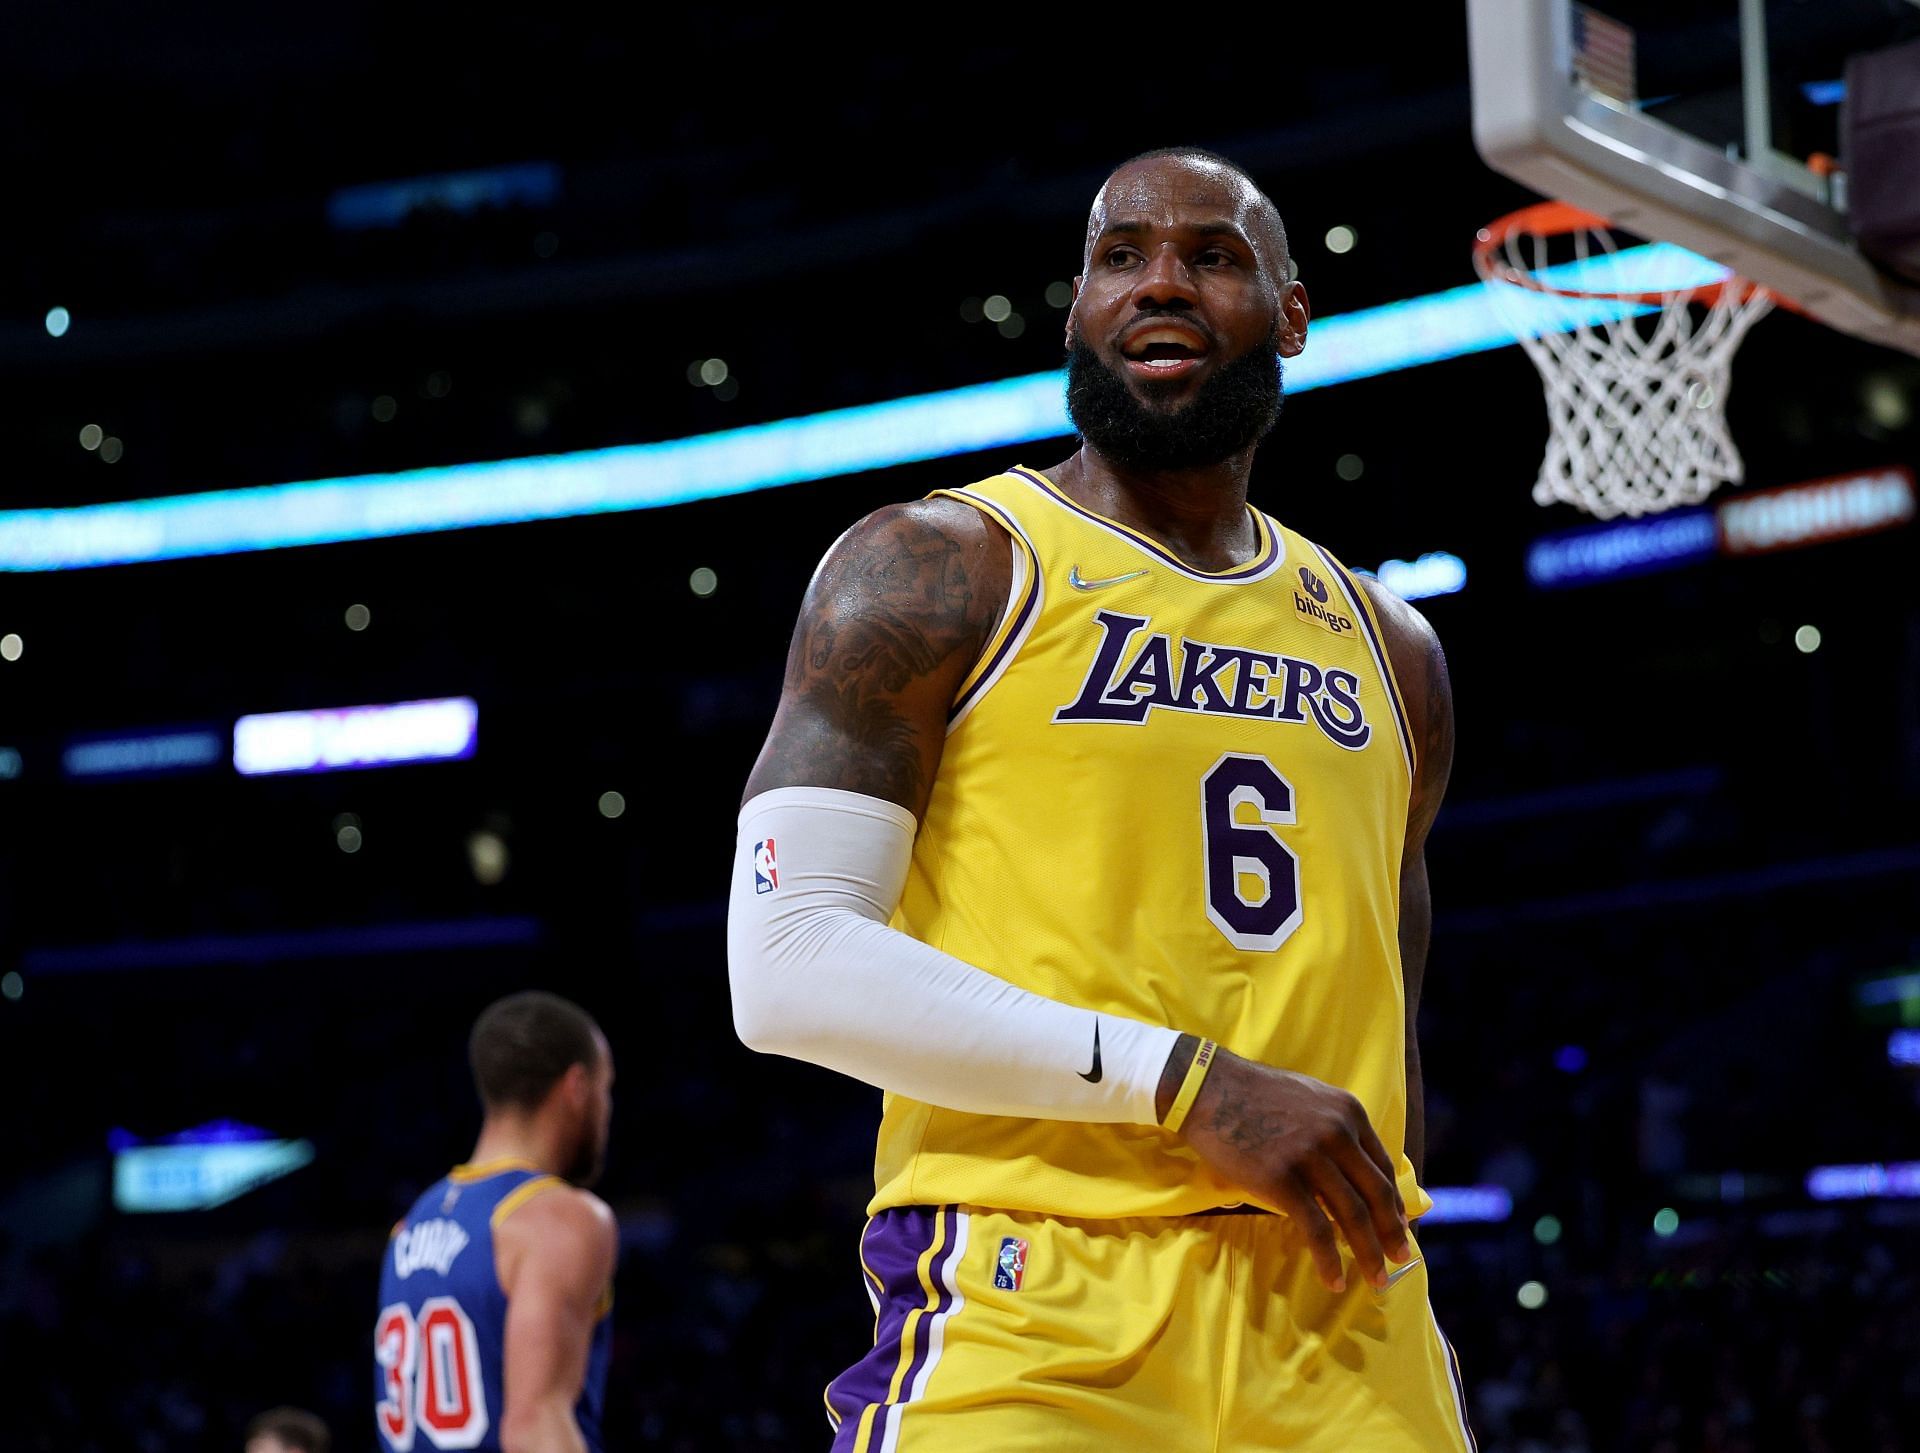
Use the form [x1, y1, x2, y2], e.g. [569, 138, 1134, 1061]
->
[375, 1159, 612, 1452]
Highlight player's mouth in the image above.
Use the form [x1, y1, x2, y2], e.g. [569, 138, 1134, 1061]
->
[1119, 321, 1212, 381]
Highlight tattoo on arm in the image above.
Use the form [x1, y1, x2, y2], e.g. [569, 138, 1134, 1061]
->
[745, 502, 1007, 815]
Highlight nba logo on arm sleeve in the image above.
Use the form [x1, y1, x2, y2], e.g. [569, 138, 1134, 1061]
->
[752, 838, 779, 893]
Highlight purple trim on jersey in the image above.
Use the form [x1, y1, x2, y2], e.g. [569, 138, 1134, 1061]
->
[1442, 1331, 1480, 1452]
[1311, 542, 1416, 776]
[1009, 466, 1280, 582]
[948, 495, 1040, 722]
[827, 1207, 960, 1451]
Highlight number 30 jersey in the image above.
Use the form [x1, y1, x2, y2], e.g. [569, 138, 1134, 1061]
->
[870, 466, 1428, 1222]
[374, 1159, 612, 1453]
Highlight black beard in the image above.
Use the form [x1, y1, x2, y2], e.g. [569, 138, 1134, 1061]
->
[1066, 331, 1283, 472]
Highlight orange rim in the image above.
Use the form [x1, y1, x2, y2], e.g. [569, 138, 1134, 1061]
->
[1473, 201, 1777, 309]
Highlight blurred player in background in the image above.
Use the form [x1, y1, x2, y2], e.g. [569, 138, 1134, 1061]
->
[730, 149, 1467, 1449]
[375, 992, 617, 1453]
[244, 1406, 330, 1453]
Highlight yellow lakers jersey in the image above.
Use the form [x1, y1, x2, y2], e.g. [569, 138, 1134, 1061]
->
[871, 466, 1430, 1222]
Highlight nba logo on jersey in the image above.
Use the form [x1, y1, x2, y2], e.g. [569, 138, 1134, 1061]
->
[994, 1236, 1028, 1291]
[753, 838, 779, 894]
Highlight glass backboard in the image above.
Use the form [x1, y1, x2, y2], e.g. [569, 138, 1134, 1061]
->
[1468, 0, 1920, 356]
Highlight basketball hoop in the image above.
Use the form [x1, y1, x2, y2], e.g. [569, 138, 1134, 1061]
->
[1473, 202, 1777, 519]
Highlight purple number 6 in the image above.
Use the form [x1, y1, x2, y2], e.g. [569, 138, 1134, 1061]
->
[1201, 753, 1302, 952]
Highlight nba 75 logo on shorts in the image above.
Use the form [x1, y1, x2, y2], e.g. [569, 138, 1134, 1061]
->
[752, 839, 779, 894]
[994, 1236, 1028, 1291]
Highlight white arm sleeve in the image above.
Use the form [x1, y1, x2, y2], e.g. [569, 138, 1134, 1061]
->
[727, 785, 1182, 1124]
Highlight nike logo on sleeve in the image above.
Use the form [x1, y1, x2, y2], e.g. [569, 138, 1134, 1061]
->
[1078, 1021, 1103, 1083]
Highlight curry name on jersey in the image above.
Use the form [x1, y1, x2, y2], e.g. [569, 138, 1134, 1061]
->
[375, 1159, 612, 1453]
[866, 466, 1426, 1222]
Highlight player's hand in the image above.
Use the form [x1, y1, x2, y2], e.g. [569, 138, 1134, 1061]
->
[1174, 1047, 1412, 1292]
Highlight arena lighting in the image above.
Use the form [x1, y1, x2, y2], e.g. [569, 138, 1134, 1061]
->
[1890, 1030, 1920, 1067]
[232, 696, 477, 776]
[327, 161, 561, 231]
[61, 726, 225, 779]
[1420, 1185, 1514, 1224]
[113, 1132, 316, 1213]
[1856, 970, 1920, 1010]
[0, 246, 1720, 572]
[1372, 551, 1467, 601]
[1804, 1161, 1920, 1201]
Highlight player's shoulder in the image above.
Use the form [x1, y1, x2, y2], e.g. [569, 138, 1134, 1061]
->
[832, 490, 1012, 565]
[503, 1181, 613, 1237]
[815, 488, 1016, 621]
[1353, 571, 1443, 661]
[496, 1184, 617, 1277]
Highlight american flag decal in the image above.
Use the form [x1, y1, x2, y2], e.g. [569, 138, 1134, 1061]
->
[1573, 5, 1636, 104]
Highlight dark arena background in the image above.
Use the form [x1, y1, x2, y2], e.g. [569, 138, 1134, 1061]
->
[4, 6, 1919, 1451]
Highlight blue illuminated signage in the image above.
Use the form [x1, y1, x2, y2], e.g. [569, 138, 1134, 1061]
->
[1805, 1161, 1920, 1201]
[233, 697, 478, 776]
[110, 1120, 316, 1213]
[1420, 1185, 1515, 1224]
[1526, 507, 1718, 588]
[62, 727, 225, 779]
[1528, 466, 1916, 589]
[1373, 551, 1467, 601]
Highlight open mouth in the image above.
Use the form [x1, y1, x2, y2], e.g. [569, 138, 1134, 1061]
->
[1120, 324, 1211, 376]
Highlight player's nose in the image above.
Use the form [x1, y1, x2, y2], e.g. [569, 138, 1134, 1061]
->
[1129, 245, 1202, 311]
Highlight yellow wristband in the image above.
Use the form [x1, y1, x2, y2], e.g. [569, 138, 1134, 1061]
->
[1161, 1039, 1218, 1133]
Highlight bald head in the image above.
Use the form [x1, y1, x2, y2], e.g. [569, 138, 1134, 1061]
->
[1084, 148, 1292, 287]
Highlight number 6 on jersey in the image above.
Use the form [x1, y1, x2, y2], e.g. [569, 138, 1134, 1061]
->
[1201, 752, 1302, 952]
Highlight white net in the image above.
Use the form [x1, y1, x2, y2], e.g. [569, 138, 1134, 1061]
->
[1475, 214, 1775, 519]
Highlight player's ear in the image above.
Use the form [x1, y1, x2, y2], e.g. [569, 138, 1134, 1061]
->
[1064, 275, 1084, 348]
[562, 1060, 592, 1111]
[1277, 279, 1310, 359]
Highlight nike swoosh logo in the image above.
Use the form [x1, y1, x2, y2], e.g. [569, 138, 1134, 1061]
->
[1078, 1021, 1103, 1083]
[1379, 1256, 1423, 1290]
[1068, 565, 1149, 592]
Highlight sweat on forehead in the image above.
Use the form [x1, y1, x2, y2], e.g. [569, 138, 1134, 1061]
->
[1083, 151, 1289, 271]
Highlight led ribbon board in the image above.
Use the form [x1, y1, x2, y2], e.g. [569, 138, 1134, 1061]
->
[1528, 466, 1918, 588]
[0, 247, 1720, 571]
[233, 696, 477, 775]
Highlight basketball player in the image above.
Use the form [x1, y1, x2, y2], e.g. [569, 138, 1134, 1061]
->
[728, 148, 1468, 1450]
[375, 992, 617, 1453]
[244, 1407, 330, 1453]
